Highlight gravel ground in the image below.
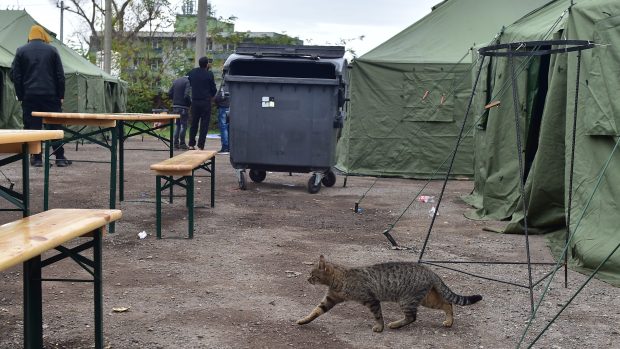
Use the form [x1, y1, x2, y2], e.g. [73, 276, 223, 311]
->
[0, 137, 618, 349]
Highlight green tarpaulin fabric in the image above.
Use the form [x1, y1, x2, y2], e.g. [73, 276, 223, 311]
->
[0, 10, 126, 128]
[335, 0, 551, 179]
[466, 0, 620, 286]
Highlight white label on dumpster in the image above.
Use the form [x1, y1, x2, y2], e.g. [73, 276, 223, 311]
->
[262, 96, 275, 108]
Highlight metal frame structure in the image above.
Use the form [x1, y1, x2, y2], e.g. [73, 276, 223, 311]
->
[41, 114, 177, 234]
[118, 119, 175, 202]
[44, 125, 118, 233]
[417, 40, 596, 313]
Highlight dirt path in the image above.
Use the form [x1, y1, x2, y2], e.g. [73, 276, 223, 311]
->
[0, 138, 618, 348]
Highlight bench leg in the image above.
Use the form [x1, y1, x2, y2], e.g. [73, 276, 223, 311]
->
[44, 139, 51, 211]
[185, 177, 190, 208]
[169, 175, 174, 204]
[156, 175, 162, 239]
[188, 175, 194, 239]
[21, 144, 30, 217]
[109, 127, 118, 234]
[210, 158, 215, 208]
[23, 256, 43, 349]
[118, 121, 125, 202]
[94, 229, 104, 349]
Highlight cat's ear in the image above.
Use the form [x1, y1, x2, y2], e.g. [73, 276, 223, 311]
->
[319, 255, 326, 270]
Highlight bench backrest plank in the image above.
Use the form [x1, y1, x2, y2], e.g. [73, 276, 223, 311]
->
[150, 150, 216, 176]
[0, 209, 122, 271]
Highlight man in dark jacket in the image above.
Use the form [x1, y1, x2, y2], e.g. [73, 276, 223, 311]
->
[11, 25, 71, 167]
[187, 56, 217, 150]
[168, 74, 192, 149]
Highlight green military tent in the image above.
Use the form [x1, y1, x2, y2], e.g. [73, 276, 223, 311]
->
[335, 0, 551, 179]
[0, 10, 126, 128]
[464, 0, 620, 286]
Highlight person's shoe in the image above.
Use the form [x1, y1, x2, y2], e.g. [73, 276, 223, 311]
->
[174, 143, 180, 150]
[179, 144, 189, 150]
[188, 146, 196, 150]
[198, 146, 204, 150]
[218, 149, 229, 155]
[30, 158, 43, 167]
[55, 158, 72, 167]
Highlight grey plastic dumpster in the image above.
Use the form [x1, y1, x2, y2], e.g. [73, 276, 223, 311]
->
[224, 44, 348, 193]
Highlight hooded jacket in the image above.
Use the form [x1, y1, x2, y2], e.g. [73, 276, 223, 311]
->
[168, 76, 191, 108]
[11, 25, 65, 101]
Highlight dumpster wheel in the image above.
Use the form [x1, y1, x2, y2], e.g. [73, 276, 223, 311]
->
[249, 169, 267, 183]
[321, 170, 336, 187]
[237, 170, 247, 190]
[308, 174, 322, 194]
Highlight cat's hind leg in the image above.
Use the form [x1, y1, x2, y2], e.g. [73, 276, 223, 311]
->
[297, 294, 342, 325]
[439, 302, 454, 327]
[387, 301, 419, 329]
[420, 288, 454, 327]
[362, 299, 385, 332]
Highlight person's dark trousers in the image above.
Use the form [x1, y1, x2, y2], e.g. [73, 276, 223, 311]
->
[172, 106, 189, 147]
[189, 99, 211, 149]
[22, 95, 65, 161]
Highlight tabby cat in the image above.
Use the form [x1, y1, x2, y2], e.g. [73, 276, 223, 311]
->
[297, 255, 482, 332]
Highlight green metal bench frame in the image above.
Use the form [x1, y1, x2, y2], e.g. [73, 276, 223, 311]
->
[155, 158, 215, 239]
[23, 229, 105, 348]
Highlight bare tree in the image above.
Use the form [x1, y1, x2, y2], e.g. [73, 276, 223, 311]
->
[56, 0, 174, 51]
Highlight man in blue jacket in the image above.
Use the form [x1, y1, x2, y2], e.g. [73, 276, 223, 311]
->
[187, 56, 217, 150]
[11, 25, 71, 167]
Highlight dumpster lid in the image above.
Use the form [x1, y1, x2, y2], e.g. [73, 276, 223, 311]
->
[235, 43, 345, 59]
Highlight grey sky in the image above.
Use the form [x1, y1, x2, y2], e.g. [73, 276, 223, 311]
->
[15, 0, 439, 56]
[210, 0, 438, 55]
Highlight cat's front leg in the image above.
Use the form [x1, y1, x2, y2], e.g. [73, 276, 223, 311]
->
[297, 294, 342, 325]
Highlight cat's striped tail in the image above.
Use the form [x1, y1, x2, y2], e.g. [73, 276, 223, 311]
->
[436, 281, 482, 306]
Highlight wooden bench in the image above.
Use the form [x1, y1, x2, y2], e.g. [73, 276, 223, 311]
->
[0, 209, 122, 349]
[150, 150, 216, 238]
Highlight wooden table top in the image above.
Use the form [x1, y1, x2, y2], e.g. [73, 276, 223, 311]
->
[0, 130, 64, 144]
[31, 112, 179, 121]
[0, 209, 122, 271]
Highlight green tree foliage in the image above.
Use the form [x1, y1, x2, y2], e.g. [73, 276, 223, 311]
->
[114, 34, 193, 113]
[211, 31, 302, 47]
